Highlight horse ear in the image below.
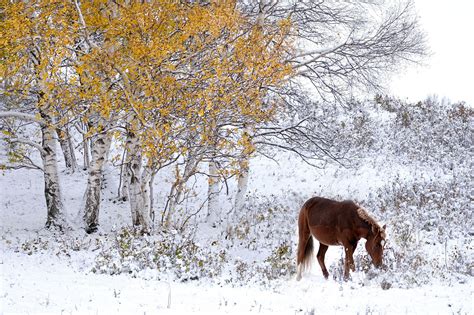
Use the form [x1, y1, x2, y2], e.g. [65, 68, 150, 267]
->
[382, 224, 387, 230]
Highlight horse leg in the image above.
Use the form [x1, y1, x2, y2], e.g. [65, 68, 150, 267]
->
[349, 242, 357, 272]
[317, 243, 329, 279]
[343, 243, 356, 280]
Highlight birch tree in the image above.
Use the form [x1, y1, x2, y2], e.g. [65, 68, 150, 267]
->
[73, 1, 292, 231]
[0, 1, 82, 229]
[1, 0, 422, 232]
[82, 118, 113, 233]
[0, 107, 67, 228]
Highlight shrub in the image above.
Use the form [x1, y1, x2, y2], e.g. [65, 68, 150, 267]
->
[93, 227, 227, 281]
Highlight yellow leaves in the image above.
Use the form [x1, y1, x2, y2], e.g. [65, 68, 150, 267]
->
[237, 131, 256, 156]
[1, 2, 29, 32]
[2, 0, 294, 169]
[82, 4, 108, 28]
[98, 98, 112, 119]
[0, 2, 31, 70]
[198, 108, 205, 118]
[34, 113, 43, 122]
[1, 129, 12, 137]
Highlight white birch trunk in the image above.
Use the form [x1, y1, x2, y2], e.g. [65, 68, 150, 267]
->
[57, 126, 78, 172]
[207, 161, 220, 223]
[125, 134, 139, 225]
[234, 158, 249, 212]
[67, 129, 77, 168]
[1, 110, 66, 229]
[83, 132, 112, 233]
[119, 147, 130, 201]
[140, 165, 154, 223]
[41, 124, 66, 229]
[127, 133, 152, 233]
[149, 171, 156, 223]
[82, 127, 91, 170]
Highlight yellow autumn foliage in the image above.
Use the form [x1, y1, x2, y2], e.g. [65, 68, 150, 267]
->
[1, 0, 293, 167]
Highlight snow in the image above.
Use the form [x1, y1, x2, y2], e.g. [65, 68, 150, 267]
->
[1, 163, 472, 314]
[2, 247, 472, 314]
[1, 100, 473, 314]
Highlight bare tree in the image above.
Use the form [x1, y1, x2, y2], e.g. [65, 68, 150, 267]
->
[230, 0, 427, 211]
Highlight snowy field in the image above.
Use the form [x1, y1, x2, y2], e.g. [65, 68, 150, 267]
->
[1, 0, 473, 313]
[1, 165, 473, 313]
[1, 100, 473, 314]
[1, 249, 471, 314]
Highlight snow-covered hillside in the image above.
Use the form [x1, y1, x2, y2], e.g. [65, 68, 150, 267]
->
[1, 98, 473, 313]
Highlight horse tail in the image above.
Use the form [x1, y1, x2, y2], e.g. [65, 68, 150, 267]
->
[296, 204, 313, 279]
[301, 234, 314, 270]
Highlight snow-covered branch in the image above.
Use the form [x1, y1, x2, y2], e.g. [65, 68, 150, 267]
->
[0, 111, 45, 125]
[8, 137, 46, 155]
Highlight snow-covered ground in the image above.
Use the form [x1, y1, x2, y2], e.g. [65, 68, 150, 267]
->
[1, 163, 472, 314]
[1, 100, 473, 314]
[2, 248, 472, 314]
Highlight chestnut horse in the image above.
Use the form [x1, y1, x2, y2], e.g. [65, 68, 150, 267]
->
[296, 197, 386, 280]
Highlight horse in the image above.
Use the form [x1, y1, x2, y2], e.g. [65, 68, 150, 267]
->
[296, 197, 386, 281]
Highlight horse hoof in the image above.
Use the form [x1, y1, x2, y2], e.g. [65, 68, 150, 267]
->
[296, 274, 302, 281]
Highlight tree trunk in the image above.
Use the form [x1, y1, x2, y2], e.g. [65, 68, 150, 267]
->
[139, 164, 154, 227]
[163, 158, 196, 226]
[127, 132, 152, 233]
[1, 109, 66, 229]
[234, 158, 249, 212]
[118, 147, 130, 201]
[83, 131, 112, 233]
[163, 181, 178, 227]
[57, 126, 78, 172]
[125, 134, 139, 225]
[149, 171, 156, 223]
[41, 124, 66, 229]
[82, 126, 91, 170]
[207, 161, 220, 223]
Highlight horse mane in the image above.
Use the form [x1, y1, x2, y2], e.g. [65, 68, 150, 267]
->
[356, 207, 386, 239]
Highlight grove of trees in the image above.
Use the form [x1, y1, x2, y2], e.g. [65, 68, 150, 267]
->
[0, 0, 426, 233]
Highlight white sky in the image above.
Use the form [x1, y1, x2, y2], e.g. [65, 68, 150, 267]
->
[389, 0, 474, 105]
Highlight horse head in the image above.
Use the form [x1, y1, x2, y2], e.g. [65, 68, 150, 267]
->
[365, 224, 387, 267]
